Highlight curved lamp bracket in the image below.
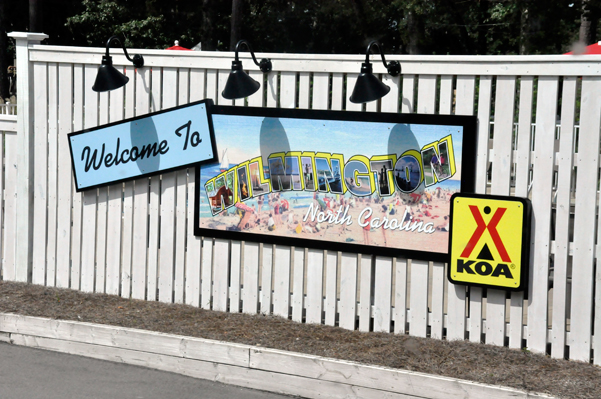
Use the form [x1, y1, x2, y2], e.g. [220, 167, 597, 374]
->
[365, 41, 400, 76]
[104, 35, 144, 68]
[234, 40, 272, 72]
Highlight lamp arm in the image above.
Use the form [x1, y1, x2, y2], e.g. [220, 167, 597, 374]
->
[105, 35, 144, 68]
[234, 40, 272, 72]
[365, 41, 400, 77]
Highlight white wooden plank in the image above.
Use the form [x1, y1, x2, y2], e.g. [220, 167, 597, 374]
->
[273, 246, 291, 318]
[280, 71, 296, 109]
[298, 73, 311, 110]
[229, 241, 242, 312]
[260, 244, 273, 313]
[201, 238, 214, 309]
[69, 65, 84, 291]
[189, 68, 206, 102]
[45, 62, 58, 287]
[485, 76, 516, 346]
[131, 68, 151, 300]
[185, 163, 201, 306]
[330, 73, 344, 111]
[249, 347, 543, 399]
[409, 260, 429, 337]
[345, 74, 362, 112]
[365, 78, 378, 113]
[358, 254, 372, 332]
[291, 248, 305, 322]
[381, 74, 400, 113]
[338, 252, 357, 330]
[417, 75, 437, 114]
[393, 258, 408, 334]
[569, 77, 601, 361]
[212, 239, 230, 312]
[438, 75, 453, 115]
[173, 68, 189, 303]
[0, 314, 251, 366]
[474, 76, 493, 193]
[430, 262, 445, 339]
[526, 77, 558, 354]
[408, 76, 436, 338]
[206, 69, 218, 104]
[305, 249, 324, 324]
[324, 251, 338, 326]
[430, 75, 452, 339]
[54, 63, 73, 288]
[9, 334, 413, 399]
[174, 169, 187, 303]
[158, 67, 178, 303]
[594, 254, 601, 365]
[373, 256, 392, 333]
[159, 172, 176, 303]
[242, 242, 260, 314]
[312, 72, 329, 110]
[80, 64, 99, 293]
[509, 76, 534, 349]
[247, 71, 264, 107]
[463, 75, 490, 342]
[218, 69, 234, 106]
[32, 62, 48, 286]
[266, 71, 277, 108]
[400, 75, 415, 113]
[104, 69, 125, 296]
[120, 67, 137, 298]
[94, 89, 109, 294]
[147, 67, 162, 300]
[2, 133, 17, 281]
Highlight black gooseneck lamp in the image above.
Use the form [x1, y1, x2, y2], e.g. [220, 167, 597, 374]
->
[222, 40, 272, 100]
[92, 35, 145, 92]
[349, 41, 401, 104]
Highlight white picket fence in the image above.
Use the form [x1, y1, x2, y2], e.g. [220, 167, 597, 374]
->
[3, 32, 601, 365]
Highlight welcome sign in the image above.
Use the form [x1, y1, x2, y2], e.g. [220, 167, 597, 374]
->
[195, 106, 477, 261]
[69, 99, 217, 191]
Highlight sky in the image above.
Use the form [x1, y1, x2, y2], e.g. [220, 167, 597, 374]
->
[210, 114, 464, 180]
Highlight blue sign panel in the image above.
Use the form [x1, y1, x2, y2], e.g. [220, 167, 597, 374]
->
[69, 99, 217, 191]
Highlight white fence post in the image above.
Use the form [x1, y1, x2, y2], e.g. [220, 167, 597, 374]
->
[7, 32, 48, 283]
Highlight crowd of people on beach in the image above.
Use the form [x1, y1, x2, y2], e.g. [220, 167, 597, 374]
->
[225, 185, 455, 248]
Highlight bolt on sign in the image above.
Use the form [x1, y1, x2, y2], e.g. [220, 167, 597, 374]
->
[448, 193, 532, 291]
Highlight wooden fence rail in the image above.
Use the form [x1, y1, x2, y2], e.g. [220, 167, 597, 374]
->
[3, 32, 600, 365]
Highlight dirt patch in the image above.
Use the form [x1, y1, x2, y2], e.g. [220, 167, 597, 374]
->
[1, 281, 599, 398]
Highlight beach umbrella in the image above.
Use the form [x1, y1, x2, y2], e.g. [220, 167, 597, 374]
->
[166, 40, 192, 51]
[316, 198, 327, 211]
[235, 202, 254, 213]
[565, 41, 601, 55]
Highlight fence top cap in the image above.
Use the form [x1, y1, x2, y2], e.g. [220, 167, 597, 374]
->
[7, 32, 48, 41]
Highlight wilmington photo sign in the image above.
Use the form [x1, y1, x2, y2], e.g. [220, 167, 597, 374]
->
[195, 106, 477, 261]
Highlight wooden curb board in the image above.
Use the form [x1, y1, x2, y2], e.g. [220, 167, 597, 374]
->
[0, 313, 552, 399]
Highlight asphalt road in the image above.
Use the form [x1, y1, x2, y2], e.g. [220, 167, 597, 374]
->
[0, 342, 298, 399]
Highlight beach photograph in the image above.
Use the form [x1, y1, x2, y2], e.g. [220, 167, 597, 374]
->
[198, 113, 465, 254]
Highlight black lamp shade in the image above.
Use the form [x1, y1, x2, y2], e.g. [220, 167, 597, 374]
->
[222, 60, 260, 100]
[92, 55, 129, 92]
[349, 62, 391, 104]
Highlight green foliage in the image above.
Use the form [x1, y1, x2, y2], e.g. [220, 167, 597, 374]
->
[4, 0, 600, 54]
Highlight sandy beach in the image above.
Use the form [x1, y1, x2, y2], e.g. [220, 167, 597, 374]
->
[201, 185, 457, 254]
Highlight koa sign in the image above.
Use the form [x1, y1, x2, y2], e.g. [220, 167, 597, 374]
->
[69, 99, 217, 191]
[448, 193, 532, 291]
[195, 106, 477, 261]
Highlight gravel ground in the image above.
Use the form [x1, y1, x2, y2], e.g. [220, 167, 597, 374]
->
[1, 281, 599, 399]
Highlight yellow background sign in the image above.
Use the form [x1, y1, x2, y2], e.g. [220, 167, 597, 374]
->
[448, 194, 530, 291]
